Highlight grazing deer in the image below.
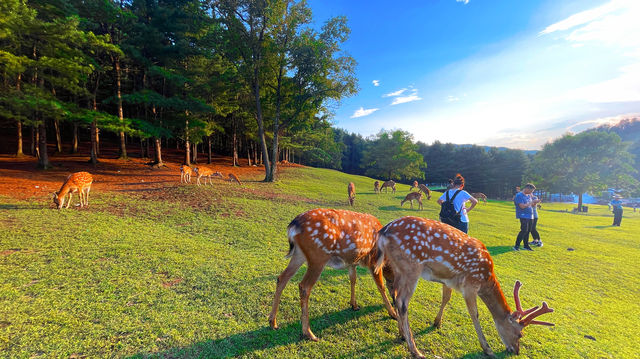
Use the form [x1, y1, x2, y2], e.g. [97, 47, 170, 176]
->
[472, 192, 487, 203]
[375, 216, 554, 358]
[52, 172, 93, 209]
[381, 180, 396, 194]
[180, 165, 193, 184]
[213, 171, 224, 179]
[418, 184, 431, 200]
[410, 181, 419, 192]
[374, 181, 380, 194]
[401, 192, 423, 210]
[228, 173, 242, 185]
[347, 182, 356, 206]
[269, 209, 398, 341]
[194, 166, 215, 186]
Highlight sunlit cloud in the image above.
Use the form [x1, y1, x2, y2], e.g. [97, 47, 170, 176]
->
[566, 113, 640, 131]
[372, 80, 380, 86]
[456, 0, 469, 4]
[539, 0, 624, 35]
[391, 88, 422, 105]
[351, 107, 379, 118]
[383, 88, 407, 97]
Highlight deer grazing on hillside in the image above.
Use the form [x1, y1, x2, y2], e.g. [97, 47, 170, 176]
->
[52, 172, 93, 209]
[180, 165, 193, 184]
[380, 180, 396, 194]
[374, 181, 380, 194]
[194, 167, 215, 186]
[348, 182, 356, 206]
[269, 209, 397, 341]
[401, 192, 423, 210]
[472, 192, 487, 203]
[410, 181, 419, 192]
[375, 216, 554, 358]
[228, 173, 242, 185]
[418, 184, 432, 200]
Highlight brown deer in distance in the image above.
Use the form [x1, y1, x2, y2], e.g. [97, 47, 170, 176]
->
[348, 182, 356, 206]
[375, 216, 554, 358]
[194, 166, 215, 186]
[228, 173, 242, 185]
[380, 180, 396, 194]
[180, 165, 193, 184]
[52, 172, 93, 209]
[418, 184, 432, 200]
[410, 181, 419, 192]
[374, 180, 380, 194]
[472, 192, 487, 203]
[401, 192, 423, 210]
[269, 209, 397, 341]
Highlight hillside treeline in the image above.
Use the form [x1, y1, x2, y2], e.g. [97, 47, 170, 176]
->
[0, 0, 357, 181]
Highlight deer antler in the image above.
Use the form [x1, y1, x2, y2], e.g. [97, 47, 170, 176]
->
[513, 281, 554, 326]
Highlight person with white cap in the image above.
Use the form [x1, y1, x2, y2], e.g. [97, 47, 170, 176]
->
[610, 195, 623, 226]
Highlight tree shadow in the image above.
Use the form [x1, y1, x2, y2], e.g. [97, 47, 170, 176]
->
[0, 204, 43, 210]
[459, 349, 512, 358]
[485, 246, 515, 257]
[126, 305, 385, 358]
[585, 225, 614, 229]
[378, 205, 401, 211]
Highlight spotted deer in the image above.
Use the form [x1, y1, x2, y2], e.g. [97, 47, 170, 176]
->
[180, 165, 193, 184]
[401, 192, 423, 210]
[410, 181, 419, 192]
[375, 216, 554, 358]
[269, 209, 397, 341]
[472, 192, 487, 203]
[52, 172, 93, 209]
[194, 166, 215, 186]
[348, 182, 356, 206]
[418, 184, 432, 200]
[374, 181, 380, 194]
[380, 180, 396, 194]
[228, 173, 242, 185]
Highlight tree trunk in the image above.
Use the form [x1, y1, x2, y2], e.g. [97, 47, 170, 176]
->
[115, 57, 127, 159]
[578, 193, 584, 212]
[153, 137, 163, 165]
[207, 136, 212, 164]
[31, 125, 37, 157]
[71, 122, 79, 153]
[184, 116, 190, 166]
[146, 139, 150, 159]
[232, 117, 239, 166]
[192, 142, 197, 164]
[253, 77, 271, 179]
[247, 142, 252, 166]
[139, 138, 146, 158]
[53, 118, 63, 153]
[90, 119, 98, 165]
[16, 120, 24, 157]
[37, 122, 50, 169]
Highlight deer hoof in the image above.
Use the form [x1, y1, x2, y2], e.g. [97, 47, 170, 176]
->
[351, 304, 360, 311]
[269, 318, 278, 330]
[303, 332, 319, 342]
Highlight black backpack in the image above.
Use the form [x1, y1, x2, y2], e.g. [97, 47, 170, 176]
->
[439, 190, 462, 225]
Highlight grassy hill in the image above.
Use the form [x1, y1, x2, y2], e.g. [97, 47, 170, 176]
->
[1, 166, 639, 358]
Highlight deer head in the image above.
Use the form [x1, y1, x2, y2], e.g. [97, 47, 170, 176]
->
[52, 191, 62, 209]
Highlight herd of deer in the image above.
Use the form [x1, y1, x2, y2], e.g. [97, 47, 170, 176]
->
[180, 165, 242, 186]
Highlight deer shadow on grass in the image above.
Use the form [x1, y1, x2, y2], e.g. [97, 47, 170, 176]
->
[126, 305, 384, 358]
[485, 246, 515, 257]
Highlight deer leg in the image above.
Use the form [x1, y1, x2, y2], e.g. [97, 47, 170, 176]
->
[433, 284, 452, 328]
[66, 193, 72, 208]
[348, 266, 359, 310]
[394, 271, 424, 359]
[86, 188, 90, 207]
[463, 292, 494, 357]
[79, 190, 85, 208]
[369, 267, 397, 319]
[299, 263, 325, 341]
[269, 249, 306, 330]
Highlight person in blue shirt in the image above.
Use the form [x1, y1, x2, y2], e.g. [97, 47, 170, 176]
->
[610, 195, 623, 226]
[513, 183, 540, 251]
[437, 174, 478, 234]
[529, 194, 543, 247]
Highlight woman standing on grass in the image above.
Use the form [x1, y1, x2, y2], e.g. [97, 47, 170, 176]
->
[437, 174, 478, 234]
[611, 195, 623, 226]
[513, 183, 540, 251]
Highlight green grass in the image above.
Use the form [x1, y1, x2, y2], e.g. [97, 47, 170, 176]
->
[1, 166, 639, 358]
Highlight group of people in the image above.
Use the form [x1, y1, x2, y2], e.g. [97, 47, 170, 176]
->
[437, 174, 543, 251]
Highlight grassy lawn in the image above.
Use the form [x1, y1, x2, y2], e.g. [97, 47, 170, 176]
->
[1, 166, 639, 358]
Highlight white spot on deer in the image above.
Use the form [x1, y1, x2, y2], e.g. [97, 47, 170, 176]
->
[444, 249, 449, 254]
[405, 249, 411, 256]
[315, 222, 321, 227]
[411, 223, 416, 229]
[398, 221, 404, 226]
[349, 243, 356, 250]
[434, 232, 440, 238]
[404, 235, 410, 240]
[435, 255, 443, 262]
[323, 233, 329, 239]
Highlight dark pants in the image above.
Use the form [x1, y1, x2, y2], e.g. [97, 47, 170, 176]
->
[453, 221, 469, 234]
[530, 218, 540, 241]
[515, 218, 532, 248]
[613, 209, 623, 226]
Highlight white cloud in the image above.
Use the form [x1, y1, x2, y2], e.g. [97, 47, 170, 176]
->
[383, 88, 407, 97]
[539, 0, 623, 35]
[372, 80, 380, 86]
[391, 88, 422, 105]
[447, 95, 460, 102]
[566, 112, 640, 131]
[351, 107, 379, 118]
[456, 0, 469, 4]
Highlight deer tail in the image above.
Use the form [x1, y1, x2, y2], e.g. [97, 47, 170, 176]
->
[374, 223, 392, 273]
[285, 217, 302, 259]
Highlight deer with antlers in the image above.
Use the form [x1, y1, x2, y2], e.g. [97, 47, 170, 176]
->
[228, 173, 242, 185]
[401, 192, 423, 210]
[348, 182, 356, 206]
[375, 216, 554, 358]
[180, 165, 193, 184]
[52, 172, 93, 209]
[380, 180, 396, 194]
[418, 184, 431, 200]
[374, 181, 380, 194]
[472, 192, 487, 203]
[269, 209, 397, 341]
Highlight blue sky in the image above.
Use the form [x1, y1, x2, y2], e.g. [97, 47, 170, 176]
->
[308, 0, 640, 149]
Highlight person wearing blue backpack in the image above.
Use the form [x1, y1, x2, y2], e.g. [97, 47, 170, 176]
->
[438, 174, 478, 234]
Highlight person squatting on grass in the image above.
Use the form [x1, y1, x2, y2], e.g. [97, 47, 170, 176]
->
[529, 193, 543, 247]
[438, 174, 478, 234]
[513, 183, 541, 251]
[610, 195, 623, 226]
